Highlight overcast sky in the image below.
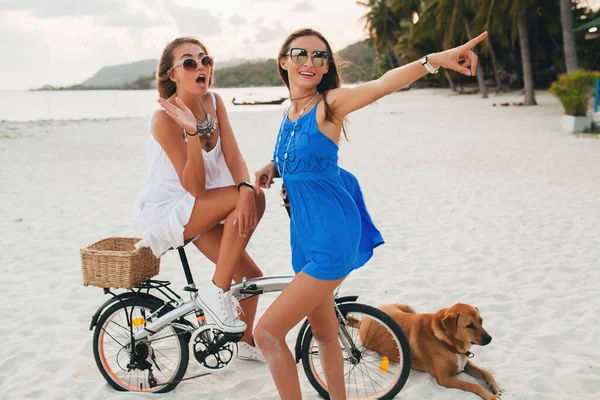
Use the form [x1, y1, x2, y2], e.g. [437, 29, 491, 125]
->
[0, 0, 371, 90]
[2, 0, 598, 91]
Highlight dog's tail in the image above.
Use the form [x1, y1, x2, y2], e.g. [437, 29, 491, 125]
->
[349, 305, 415, 328]
[394, 304, 416, 314]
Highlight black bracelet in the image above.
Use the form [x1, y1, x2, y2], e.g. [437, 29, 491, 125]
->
[184, 128, 198, 137]
[237, 181, 254, 192]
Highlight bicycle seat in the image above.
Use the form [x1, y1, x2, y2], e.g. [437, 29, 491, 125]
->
[167, 236, 198, 251]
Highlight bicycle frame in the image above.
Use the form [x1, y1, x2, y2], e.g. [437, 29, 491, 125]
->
[133, 275, 294, 341]
[92, 246, 362, 364]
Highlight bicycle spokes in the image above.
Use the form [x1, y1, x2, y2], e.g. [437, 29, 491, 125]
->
[94, 300, 188, 393]
[302, 303, 411, 400]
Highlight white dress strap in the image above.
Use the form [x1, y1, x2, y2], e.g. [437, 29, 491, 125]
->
[210, 92, 217, 110]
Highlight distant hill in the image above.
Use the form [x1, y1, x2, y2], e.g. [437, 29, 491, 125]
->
[218, 58, 265, 70]
[215, 59, 282, 87]
[34, 41, 379, 90]
[337, 39, 378, 83]
[213, 41, 379, 88]
[82, 59, 159, 87]
[80, 57, 264, 87]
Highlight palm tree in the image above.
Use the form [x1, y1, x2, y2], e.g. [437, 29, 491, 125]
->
[474, 0, 513, 90]
[475, 0, 537, 105]
[516, 5, 537, 105]
[422, 0, 488, 97]
[470, 0, 538, 104]
[559, 0, 578, 73]
[395, 8, 461, 91]
[388, 0, 422, 21]
[358, 0, 403, 68]
[462, 13, 489, 98]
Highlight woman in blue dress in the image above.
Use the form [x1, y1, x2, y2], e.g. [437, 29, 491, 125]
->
[253, 28, 488, 399]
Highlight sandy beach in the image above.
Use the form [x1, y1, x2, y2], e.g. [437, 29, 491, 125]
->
[0, 88, 599, 399]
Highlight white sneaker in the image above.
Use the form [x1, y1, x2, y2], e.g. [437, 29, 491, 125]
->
[237, 342, 266, 363]
[196, 281, 247, 333]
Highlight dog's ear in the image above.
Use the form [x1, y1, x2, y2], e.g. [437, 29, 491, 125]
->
[442, 313, 460, 333]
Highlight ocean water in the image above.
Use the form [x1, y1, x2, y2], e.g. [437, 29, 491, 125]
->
[0, 86, 290, 122]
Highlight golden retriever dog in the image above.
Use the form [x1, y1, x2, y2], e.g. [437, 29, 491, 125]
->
[349, 303, 504, 400]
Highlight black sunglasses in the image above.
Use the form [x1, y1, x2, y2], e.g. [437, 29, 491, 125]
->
[171, 55, 214, 72]
[286, 48, 330, 67]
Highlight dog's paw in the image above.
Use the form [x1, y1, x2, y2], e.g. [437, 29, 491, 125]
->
[491, 385, 505, 395]
[482, 393, 502, 400]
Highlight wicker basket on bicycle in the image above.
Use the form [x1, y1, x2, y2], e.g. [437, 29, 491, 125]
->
[80, 237, 160, 289]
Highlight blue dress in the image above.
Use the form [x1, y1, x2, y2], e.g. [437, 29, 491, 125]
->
[273, 99, 384, 280]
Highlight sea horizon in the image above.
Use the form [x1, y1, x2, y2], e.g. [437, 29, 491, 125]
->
[0, 86, 292, 122]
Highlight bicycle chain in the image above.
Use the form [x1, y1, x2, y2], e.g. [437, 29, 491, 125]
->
[114, 326, 212, 388]
[141, 326, 230, 387]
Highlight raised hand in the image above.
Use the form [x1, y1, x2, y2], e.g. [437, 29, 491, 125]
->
[157, 97, 197, 134]
[433, 31, 488, 76]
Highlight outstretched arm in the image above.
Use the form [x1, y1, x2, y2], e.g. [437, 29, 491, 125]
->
[327, 32, 488, 120]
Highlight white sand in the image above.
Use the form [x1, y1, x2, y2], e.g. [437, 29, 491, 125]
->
[1, 89, 599, 399]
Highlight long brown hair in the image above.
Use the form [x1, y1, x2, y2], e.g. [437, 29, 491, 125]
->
[157, 37, 215, 99]
[278, 28, 348, 139]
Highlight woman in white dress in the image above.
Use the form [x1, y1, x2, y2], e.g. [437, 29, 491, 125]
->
[133, 37, 265, 361]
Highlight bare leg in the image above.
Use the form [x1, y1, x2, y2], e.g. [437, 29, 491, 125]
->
[193, 224, 264, 344]
[183, 186, 239, 237]
[184, 187, 265, 292]
[254, 272, 346, 400]
[306, 294, 346, 399]
[231, 252, 262, 344]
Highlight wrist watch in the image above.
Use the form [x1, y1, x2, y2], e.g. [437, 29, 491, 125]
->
[420, 55, 439, 74]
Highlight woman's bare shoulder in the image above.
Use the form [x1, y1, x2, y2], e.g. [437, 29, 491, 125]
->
[151, 109, 182, 142]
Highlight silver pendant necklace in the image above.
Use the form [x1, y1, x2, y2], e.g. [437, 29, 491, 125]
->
[195, 99, 218, 143]
[274, 92, 320, 204]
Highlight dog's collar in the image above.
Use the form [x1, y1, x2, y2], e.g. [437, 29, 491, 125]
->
[442, 342, 474, 358]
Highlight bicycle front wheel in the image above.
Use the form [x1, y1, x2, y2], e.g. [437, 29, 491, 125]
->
[92, 297, 189, 393]
[301, 302, 411, 400]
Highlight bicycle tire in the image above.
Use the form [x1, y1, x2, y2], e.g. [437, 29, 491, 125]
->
[301, 302, 411, 399]
[92, 297, 189, 393]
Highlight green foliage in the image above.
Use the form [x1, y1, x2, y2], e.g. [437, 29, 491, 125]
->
[549, 70, 599, 116]
[34, 42, 383, 90]
[214, 60, 283, 88]
[359, 0, 599, 89]
[337, 39, 379, 82]
[122, 74, 155, 90]
[213, 44, 381, 87]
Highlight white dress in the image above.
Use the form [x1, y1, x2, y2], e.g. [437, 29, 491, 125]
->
[133, 92, 234, 257]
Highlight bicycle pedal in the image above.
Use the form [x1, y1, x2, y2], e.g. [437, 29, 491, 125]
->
[239, 284, 264, 295]
[224, 332, 243, 343]
[239, 288, 264, 295]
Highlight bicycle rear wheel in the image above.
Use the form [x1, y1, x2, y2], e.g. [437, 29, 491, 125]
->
[92, 297, 189, 393]
[301, 302, 411, 400]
